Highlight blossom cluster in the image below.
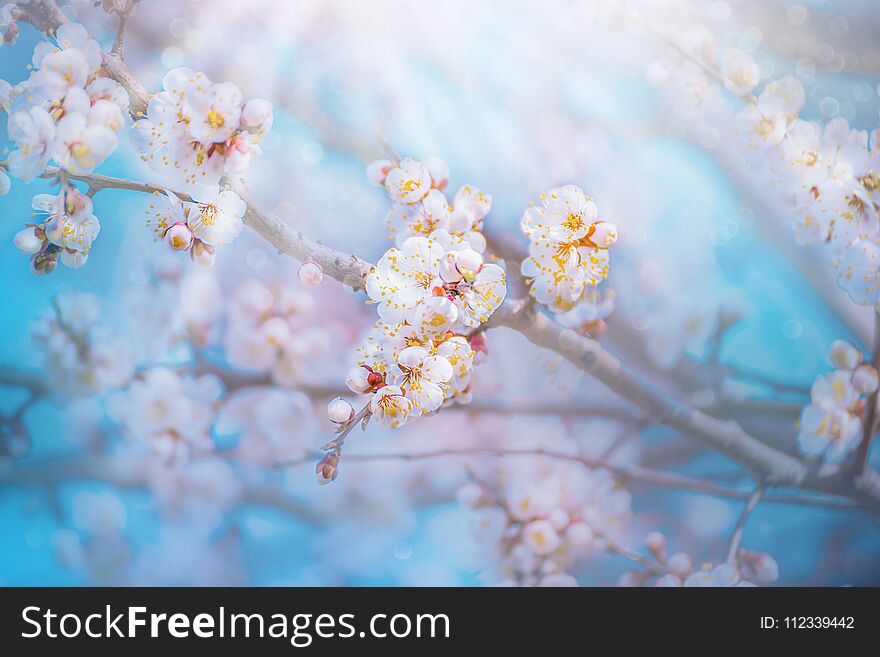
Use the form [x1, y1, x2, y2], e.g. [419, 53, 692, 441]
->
[221, 278, 330, 385]
[520, 185, 617, 313]
[5, 23, 130, 271]
[647, 26, 760, 108]
[325, 158, 507, 442]
[133, 66, 273, 265]
[133, 67, 273, 194]
[31, 291, 134, 395]
[14, 184, 101, 273]
[649, 23, 880, 315]
[797, 340, 879, 464]
[145, 188, 246, 268]
[618, 532, 779, 587]
[459, 458, 631, 586]
[106, 366, 222, 463]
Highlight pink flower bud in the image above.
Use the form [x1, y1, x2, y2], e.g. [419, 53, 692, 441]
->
[346, 366, 373, 394]
[164, 222, 193, 251]
[366, 159, 393, 186]
[589, 222, 618, 248]
[327, 397, 355, 424]
[646, 531, 667, 561]
[439, 252, 464, 283]
[240, 98, 274, 132]
[667, 552, 692, 577]
[738, 549, 779, 584]
[316, 453, 339, 485]
[548, 508, 570, 530]
[469, 332, 489, 355]
[298, 260, 323, 287]
[853, 365, 879, 394]
[565, 521, 594, 547]
[457, 249, 483, 275]
[13, 227, 42, 254]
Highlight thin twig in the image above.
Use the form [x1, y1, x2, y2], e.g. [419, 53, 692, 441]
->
[278, 447, 866, 512]
[726, 484, 766, 563]
[110, 0, 138, 58]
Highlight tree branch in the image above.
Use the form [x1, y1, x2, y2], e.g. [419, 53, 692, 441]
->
[2, 455, 323, 524]
[292, 447, 866, 512]
[726, 484, 765, 562]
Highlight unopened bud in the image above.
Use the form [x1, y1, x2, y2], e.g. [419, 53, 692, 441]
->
[327, 397, 355, 424]
[298, 260, 323, 287]
[565, 521, 594, 547]
[667, 552, 692, 577]
[346, 366, 373, 394]
[853, 365, 879, 394]
[240, 98, 273, 133]
[164, 222, 193, 251]
[589, 222, 618, 248]
[366, 159, 393, 186]
[13, 227, 42, 254]
[316, 452, 339, 485]
[469, 332, 489, 355]
[646, 531, 667, 562]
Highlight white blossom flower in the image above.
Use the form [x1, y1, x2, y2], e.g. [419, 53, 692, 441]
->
[366, 235, 445, 324]
[522, 520, 561, 555]
[520, 186, 615, 312]
[369, 385, 414, 428]
[389, 345, 453, 413]
[31, 47, 91, 101]
[797, 350, 873, 464]
[34, 186, 100, 253]
[836, 239, 880, 307]
[384, 157, 432, 204]
[719, 47, 759, 96]
[133, 68, 271, 191]
[186, 189, 246, 246]
[829, 340, 861, 370]
[51, 112, 118, 173]
[184, 78, 243, 144]
[34, 23, 102, 71]
[7, 106, 56, 181]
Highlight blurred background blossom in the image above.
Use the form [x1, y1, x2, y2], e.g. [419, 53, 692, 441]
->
[0, 0, 879, 586]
